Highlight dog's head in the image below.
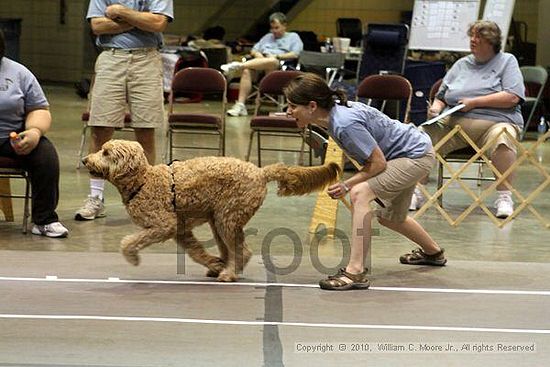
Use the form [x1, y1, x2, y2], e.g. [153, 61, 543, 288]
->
[82, 139, 149, 183]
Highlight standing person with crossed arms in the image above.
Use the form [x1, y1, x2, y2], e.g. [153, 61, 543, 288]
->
[76, 0, 173, 221]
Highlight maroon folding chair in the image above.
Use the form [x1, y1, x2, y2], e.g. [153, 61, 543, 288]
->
[245, 70, 312, 167]
[167, 67, 227, 161]
[356, 74, 412, 123]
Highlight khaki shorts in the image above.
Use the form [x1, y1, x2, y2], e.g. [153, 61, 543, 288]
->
[89, 49, 165, 128]
[421, 116, 520, 156]
[368, 149, 435, 222]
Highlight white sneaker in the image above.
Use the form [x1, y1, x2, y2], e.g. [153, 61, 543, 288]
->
[409, 187, 426, 211]
[220, 61, 243, 75]
[495, 196, 514, 218]
[227, 102, 248, 117]
[74, 195, 106, 221]
[32, 222, 69, 238]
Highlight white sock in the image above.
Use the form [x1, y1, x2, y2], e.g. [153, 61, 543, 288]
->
[90, 178, 105, 200]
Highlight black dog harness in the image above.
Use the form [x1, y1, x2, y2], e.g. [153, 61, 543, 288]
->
[169, 161, 177, 210]
[124, 162, 177, 210]
[124, 182, 145, 205]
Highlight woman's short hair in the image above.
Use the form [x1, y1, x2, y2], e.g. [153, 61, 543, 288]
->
[467, 20, 502, 53]
[269, 12, 287, 25]
[0, 30, 5, 60]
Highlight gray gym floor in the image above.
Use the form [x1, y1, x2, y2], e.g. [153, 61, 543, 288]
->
[0, 85, 549, 366]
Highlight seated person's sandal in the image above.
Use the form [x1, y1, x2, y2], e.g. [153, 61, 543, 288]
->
[319, 268, 370, 291]
[400, 248, 447, 266]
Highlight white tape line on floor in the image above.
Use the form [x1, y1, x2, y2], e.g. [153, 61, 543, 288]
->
[1, 276, 550, 296]
[0, 314, 549, 335]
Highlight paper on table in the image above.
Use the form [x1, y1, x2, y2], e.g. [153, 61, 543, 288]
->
[420, 104, 465, 126]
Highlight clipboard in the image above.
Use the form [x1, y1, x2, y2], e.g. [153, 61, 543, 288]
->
[420, 104, 465, 126]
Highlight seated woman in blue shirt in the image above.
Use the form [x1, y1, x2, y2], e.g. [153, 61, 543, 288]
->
[284, 73, 446, 291]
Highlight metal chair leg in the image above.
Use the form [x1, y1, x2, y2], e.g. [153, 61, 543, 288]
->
[168, 129, 173, 163]
[437, 161, 443, 207]
[245, 131, 255, 162]
[257, 132, 262, 167]
[477, 162, 483, 187]
[298, 133, 305, 166]
[76, 125, 89, 169]
[220, 132, 225, 156]
[22, 176, 30, 234]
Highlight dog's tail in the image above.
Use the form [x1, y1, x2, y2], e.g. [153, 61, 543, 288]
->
[262, 163, 341, 196]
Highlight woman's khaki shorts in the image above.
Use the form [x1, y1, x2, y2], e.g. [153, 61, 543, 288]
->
[421, 116, 520, 156]
[368, 149, 436, 223]
[89, 49, 165, 128]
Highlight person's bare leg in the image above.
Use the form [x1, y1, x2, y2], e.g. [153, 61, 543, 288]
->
[378, 216, 441, 254]
[346, 182, 378, 274]
[491, 144, 516, 190]
[134, 128, 156, 165]
[236, 58, 280, 104]
[237, 68, 254, 104]
[242, 57, 279, 71]
[90, 126, 115, 155]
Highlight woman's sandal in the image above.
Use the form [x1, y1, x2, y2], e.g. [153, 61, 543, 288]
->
[319, 268, 370, 291]
[399, 248, 447, 266]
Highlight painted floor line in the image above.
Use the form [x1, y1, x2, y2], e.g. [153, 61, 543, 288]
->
[0, 314, 549, 335]
[1, 276, 550, 296]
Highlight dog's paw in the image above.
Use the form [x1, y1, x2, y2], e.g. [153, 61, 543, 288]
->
[217, 269, 237, 282]
[122, 247, 140, 266]
[206, 257, 225, 277]
[206, 269, 219, 278]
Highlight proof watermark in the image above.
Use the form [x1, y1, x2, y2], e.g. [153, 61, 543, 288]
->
[174, 209, 373, 276]
[294, 342, 537, 354]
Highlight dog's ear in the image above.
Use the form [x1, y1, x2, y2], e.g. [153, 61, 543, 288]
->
[101, 143, 111, 156]
[109, 140, 150, 182]
[102, 140, 115, 151]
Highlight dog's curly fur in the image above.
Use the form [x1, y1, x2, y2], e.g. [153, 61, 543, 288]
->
[83, 139, 340, 282]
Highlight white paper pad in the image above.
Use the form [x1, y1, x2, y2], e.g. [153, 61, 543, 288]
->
[420, 104, 465, 126]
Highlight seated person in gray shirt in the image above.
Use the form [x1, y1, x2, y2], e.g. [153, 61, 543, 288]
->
[284, 73, 446, 291]
[411, 20, 525, 219]
[0, 30, 68, 238]
[221, 12, 303, 117]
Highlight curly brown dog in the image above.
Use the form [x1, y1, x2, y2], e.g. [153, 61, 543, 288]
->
[82, 139, 340, 282]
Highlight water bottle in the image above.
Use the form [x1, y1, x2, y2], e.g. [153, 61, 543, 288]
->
[538, 116, 548, 140]
[325, 37, 333, 53]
